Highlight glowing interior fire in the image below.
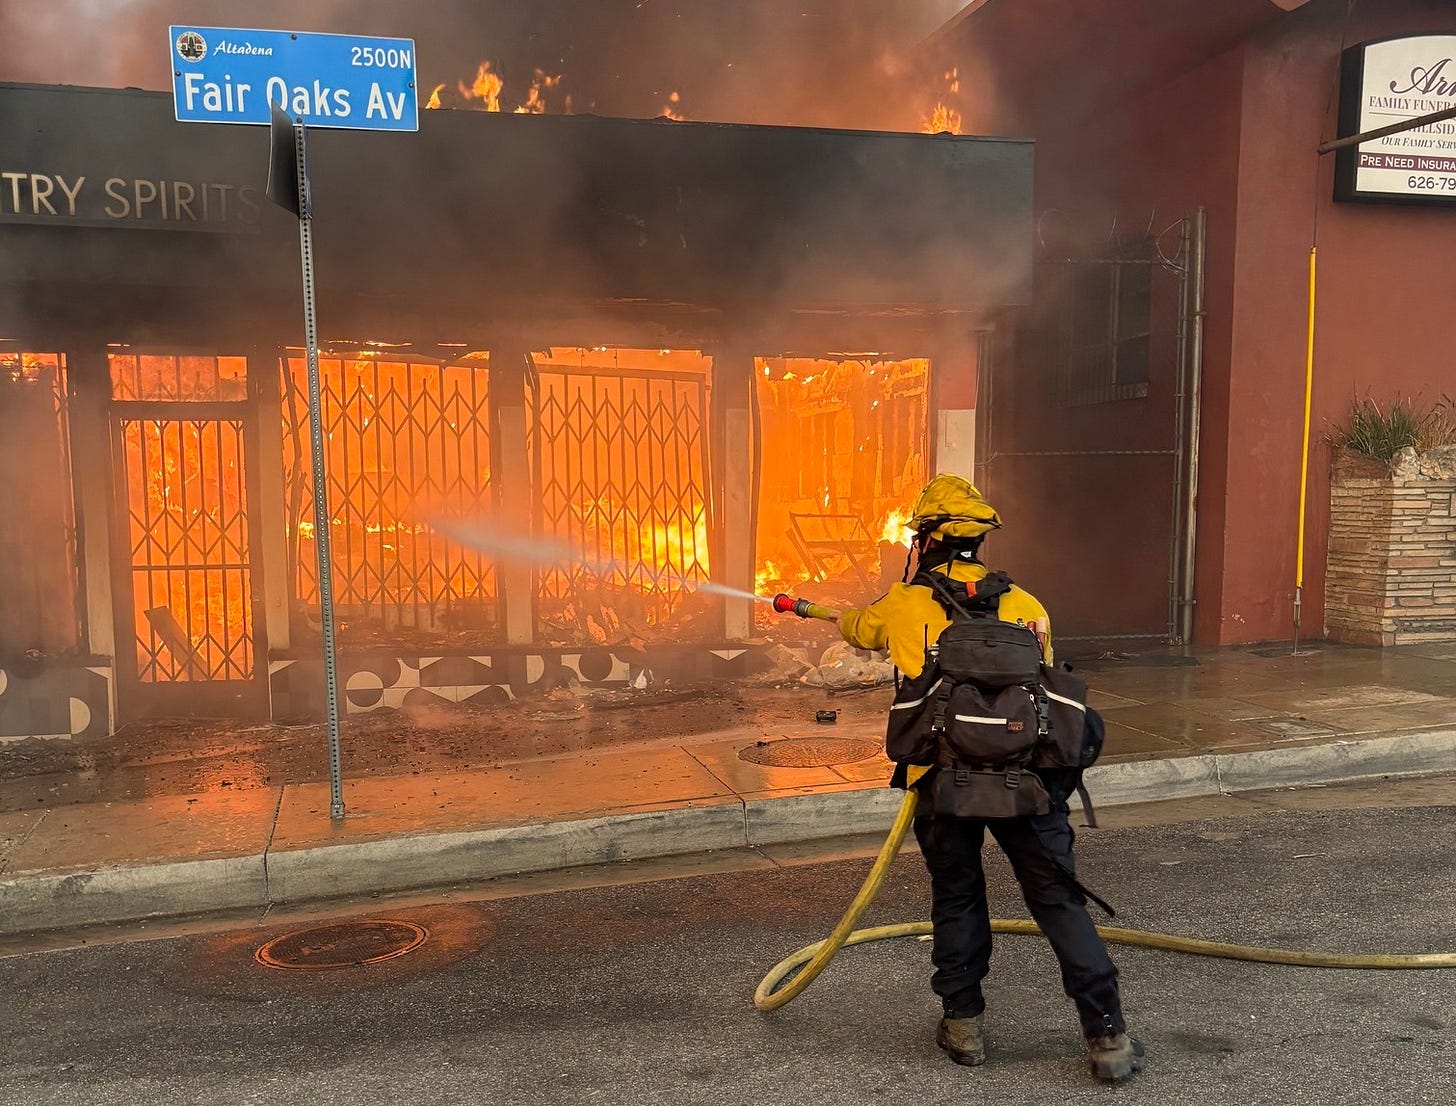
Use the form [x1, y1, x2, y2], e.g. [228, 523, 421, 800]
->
[96, 342, 932, 658]
[529, 346, 712, 643]
[754, 356, 929, 607]
[110, 353, 253, 681]
[880, 506, 914, 547]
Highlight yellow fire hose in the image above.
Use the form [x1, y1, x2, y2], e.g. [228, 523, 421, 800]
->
[756, 600, 1456, 1010]
[754, 774, 1456, 1012]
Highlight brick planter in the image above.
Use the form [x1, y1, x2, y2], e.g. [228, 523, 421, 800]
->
[1325, 447, 1456, 646]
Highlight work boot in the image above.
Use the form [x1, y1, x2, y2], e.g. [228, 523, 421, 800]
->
[936, 1014, 987, 1067]
[1085, 1031, 1145, 1082]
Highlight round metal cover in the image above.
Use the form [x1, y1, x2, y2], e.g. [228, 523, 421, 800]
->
[255, 920, 428, 970]
[739, 737, 880, 768]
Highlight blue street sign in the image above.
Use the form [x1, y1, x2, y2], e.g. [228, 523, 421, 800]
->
[169, 26, 418, 131]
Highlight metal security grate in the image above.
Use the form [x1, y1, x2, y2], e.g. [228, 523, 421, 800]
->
[531, 351, 712, 638]
[120, 416, 254, 683]
[255, 920, 428, 970]
[283, 354, 498, 636]
[739, 737, 881, 768]
[110, 353, 248, 402]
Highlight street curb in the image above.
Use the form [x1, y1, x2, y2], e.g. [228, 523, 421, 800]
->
[745, 787, 905, 847]
[0, 854, 266, 936]
[264, 800, 748, 904]
[2, 728, 1454, 935]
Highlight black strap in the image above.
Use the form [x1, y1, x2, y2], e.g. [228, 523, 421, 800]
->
[1076, 782, 1099, 829]
[916, 569, 1014, 621]
[1031, 684, 1051, 739]
[1029, 816, 1117, 918]
[973, 571, 1015, 606]
[919, 571, 977, 619]
[1076, 879, 1116, 918]
[930, 682, 955, 767]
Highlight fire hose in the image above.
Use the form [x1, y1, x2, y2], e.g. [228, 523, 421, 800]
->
[755, 594, 1456, 1013]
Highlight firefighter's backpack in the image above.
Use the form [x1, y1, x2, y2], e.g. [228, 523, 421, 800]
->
[885, 570, 1103, 821]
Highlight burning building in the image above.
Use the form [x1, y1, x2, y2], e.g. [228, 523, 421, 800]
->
[0, 82, 1030, 737]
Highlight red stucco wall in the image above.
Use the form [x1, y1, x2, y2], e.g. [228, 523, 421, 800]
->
[1025, 47, 1248, 644]
[982, 0, 1454, 645]
[1223, 0, 1456, 643]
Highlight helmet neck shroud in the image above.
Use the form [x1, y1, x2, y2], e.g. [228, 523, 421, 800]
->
[905, 532, 985, 582]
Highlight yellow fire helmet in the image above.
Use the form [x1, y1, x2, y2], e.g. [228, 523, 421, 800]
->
[908, 473, 1002, 540]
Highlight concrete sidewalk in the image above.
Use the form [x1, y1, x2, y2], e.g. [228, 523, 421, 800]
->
[3, 642, 1456, 934]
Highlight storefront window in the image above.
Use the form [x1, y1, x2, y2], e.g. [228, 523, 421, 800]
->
[0, 352, 81, 658]
[109, 352, 248, 402]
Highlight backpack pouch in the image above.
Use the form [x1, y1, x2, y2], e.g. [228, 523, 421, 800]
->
[1035, 667, 1091, 768]
[884, 662, 944, 765]
[934, 618, 1042, 688]
[943, 683, 1041, 763]
[931, 766, 1052, 819]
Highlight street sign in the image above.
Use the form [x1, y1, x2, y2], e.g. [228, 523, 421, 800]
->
[169, 26, 418, 131]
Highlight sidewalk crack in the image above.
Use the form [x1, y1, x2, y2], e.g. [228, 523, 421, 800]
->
[259, 785, 285, 908]
[749, 844, 786, 869]
[681, 746, 750, 846]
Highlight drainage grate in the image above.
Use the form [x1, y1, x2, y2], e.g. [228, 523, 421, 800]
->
[739, 737, 880, 768]
[255, 920, 428, 970]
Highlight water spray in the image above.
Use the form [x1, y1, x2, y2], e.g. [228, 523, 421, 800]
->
[771, 593, 841, 623]
[428, 516, 781, 607]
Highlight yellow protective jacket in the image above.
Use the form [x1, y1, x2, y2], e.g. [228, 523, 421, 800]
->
[839, 559, 1052, 678]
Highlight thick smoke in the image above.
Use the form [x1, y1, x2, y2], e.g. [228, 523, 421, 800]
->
[0, 1, 971, 132]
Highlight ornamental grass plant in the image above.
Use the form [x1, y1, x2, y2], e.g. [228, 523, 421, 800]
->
[1331, 394, 1456, 463]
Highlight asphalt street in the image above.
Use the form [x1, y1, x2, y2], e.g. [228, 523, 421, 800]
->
[3, 793, 1455, 1105]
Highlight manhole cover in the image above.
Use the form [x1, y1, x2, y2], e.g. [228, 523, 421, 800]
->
[255, 920, 428, 970]
[739, 737, 880, 768]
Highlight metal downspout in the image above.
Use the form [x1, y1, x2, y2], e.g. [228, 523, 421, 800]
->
[1179, 207, 1207, 648]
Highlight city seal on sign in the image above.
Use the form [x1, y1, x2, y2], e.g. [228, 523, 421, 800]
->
[175, 30, 207, 63]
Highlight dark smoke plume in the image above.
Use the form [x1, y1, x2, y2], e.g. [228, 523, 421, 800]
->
[0, 1, 970, 131]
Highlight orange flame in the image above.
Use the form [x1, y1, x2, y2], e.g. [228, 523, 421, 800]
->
[879, 507, 914, 547]
[661, 91, 684, 121]
[458, 61, 505, 112]
[922, 103, 962, 135]
[754, 559, 782, 595]
[513, 70, 561, 114]
[922, 65, 963, 134]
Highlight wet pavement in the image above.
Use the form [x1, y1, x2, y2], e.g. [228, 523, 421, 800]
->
[2, 775, 1453, 1105]
[1, 642, 1453, 893]
[0, 681, 867, 812]
[1, 642, 1453, 817]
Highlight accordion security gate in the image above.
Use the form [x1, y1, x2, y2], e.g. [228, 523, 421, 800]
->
[284, 355, 499, 639]
[283, 350, 713, 646]
[531, 354, 713, 643]
[108, 354, 268, 720]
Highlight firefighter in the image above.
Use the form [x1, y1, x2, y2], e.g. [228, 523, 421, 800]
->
[838, 474, 1143, 1083]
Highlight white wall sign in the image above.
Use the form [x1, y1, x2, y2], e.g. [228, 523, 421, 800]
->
[1335, 34, 1456, 205]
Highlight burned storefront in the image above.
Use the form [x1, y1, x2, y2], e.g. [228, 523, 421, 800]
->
[0, 82, 1031, 739]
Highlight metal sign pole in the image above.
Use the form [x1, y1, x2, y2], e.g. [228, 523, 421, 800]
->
[291, 118, 346, 821]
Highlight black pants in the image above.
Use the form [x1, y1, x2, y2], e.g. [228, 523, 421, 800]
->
[913, 805, 1125, 1037]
